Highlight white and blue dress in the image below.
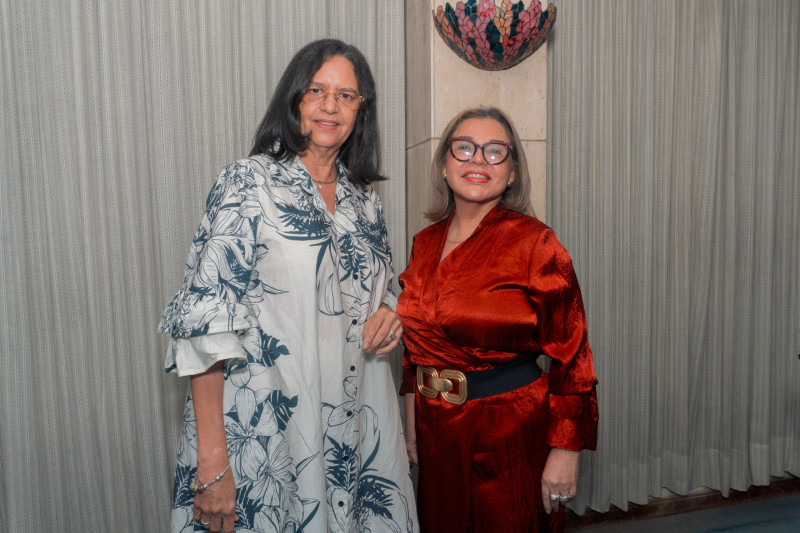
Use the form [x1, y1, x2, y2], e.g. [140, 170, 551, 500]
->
[159, 154, 418, 533]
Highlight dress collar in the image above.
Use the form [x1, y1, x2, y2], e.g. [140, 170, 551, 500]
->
[290, 156, 354, 200]
[445, 203, 507, 237]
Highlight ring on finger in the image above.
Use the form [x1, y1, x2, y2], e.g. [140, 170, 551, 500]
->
[550, 493, 559, 502]
[387, 330, 397, 341]
[559, 494, 572, 502]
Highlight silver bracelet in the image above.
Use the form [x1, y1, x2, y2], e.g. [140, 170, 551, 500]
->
[189, 463, 230, 494]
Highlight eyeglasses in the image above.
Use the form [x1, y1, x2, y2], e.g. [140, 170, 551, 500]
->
[301, 86, 363, 109]
[447, 138, 513, 165]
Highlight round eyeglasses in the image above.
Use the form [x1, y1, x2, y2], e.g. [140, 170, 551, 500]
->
[302, 86, 363, 109]
[447, 138, 513, 165]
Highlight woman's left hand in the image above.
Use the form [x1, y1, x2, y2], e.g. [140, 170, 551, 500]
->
[541, 448, 580, 514]
[362, 304, 403, 354]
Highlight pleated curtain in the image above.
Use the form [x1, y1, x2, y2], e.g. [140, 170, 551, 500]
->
[0, 1, 405, 530]
[548, 0, 800, 514]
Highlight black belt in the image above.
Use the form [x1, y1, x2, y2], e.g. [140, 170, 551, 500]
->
[416, 357, 542, 405]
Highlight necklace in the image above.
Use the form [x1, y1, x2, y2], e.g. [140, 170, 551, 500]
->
[310, 165, 339, 189]
[445, 226, 473, 244]
[446, 214, 484, 244]
[311, 177, 337, 189]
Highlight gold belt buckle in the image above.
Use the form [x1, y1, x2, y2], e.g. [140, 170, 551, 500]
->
[416, 366, 468, 405]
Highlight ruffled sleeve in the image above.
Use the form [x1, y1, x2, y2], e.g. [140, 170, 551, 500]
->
[159, 160, 261, 374]
[527, 229, 598, 451]
[171, 331, 246, 377]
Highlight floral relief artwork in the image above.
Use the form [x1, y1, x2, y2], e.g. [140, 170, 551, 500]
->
[433, 0, 557, 71]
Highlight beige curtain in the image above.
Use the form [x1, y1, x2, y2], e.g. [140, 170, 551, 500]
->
[548, 0, 800, 514]
[0, 1, 405, 530]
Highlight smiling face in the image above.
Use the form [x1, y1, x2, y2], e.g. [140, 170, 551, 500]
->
[444, 117, 515, 212]
[298, 55, 360, 159]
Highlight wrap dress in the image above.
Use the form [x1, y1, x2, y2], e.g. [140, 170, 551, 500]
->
[160, 154, 418, 532]
[397, 206, 598, 532]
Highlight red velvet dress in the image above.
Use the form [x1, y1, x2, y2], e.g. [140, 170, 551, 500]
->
[397, 206, 598, 533]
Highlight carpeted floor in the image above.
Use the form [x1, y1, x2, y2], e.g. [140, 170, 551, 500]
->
[570, 493, 800, 533]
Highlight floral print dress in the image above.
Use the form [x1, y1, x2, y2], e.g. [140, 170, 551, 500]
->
[159, 154, 418, 533]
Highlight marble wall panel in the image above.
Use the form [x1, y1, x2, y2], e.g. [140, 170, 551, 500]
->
[522, 140, 547, 222]
[405, 140, 438, 256]
[432, 39, 547, 141]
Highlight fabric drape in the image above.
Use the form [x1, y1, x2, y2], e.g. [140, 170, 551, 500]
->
[548, 0, 800, 514]
[0, 1, 405, 531]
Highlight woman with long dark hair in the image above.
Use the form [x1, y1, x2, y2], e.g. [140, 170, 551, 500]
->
[160, 39, 418, 533]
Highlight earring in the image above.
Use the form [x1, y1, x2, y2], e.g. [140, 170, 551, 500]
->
[443, 170, 447, 181]
[507, 180, 513, 187]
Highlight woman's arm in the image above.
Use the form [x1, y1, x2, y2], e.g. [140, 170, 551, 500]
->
[190, 361, 238, 533]
[525, 228, 598, 513]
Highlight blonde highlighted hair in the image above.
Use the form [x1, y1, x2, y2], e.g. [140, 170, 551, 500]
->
[425, 107, 533, 222]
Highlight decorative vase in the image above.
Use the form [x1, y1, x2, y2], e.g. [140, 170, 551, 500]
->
[432, 0, 557, 72]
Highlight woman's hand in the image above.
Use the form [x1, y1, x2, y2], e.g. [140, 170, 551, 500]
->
[404, 393, 418, 466]
[362, 304, 403, 354]
[192, 452, 237, 532]
[541, 448, 580, 514]
[190, 362, 238, 532]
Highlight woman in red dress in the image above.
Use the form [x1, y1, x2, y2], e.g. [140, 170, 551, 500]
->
[397, 107, 598, 532]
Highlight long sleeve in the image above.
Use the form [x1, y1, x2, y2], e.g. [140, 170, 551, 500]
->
[527, 228, 598, 451]
[398, 235, 420, 395]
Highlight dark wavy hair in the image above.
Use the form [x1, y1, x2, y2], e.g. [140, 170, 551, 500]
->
[249, 39, 384, 186]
